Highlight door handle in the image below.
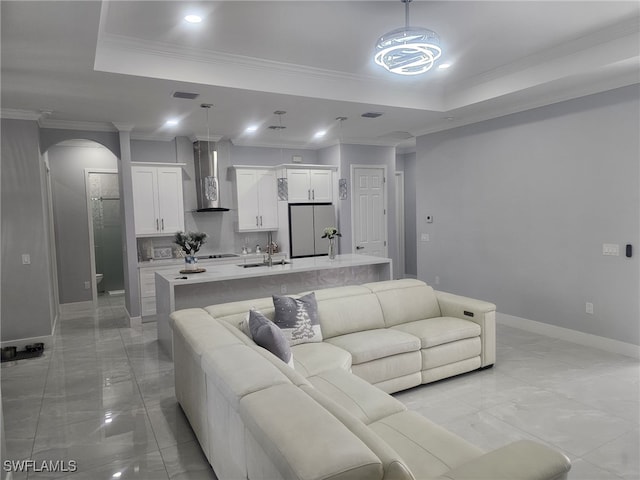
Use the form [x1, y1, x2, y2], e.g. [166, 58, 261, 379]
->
[259, 216, 263, 226]
[308, 189, 311, 200]
[161, 218, 164, 231]
[156, 219, 159, 231]
[256, 216, 259, 227]
[312, 189, 315, 200]
[356, 246, 364, 250]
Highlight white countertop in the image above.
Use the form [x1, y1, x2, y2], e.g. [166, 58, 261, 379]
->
[139, 253, 283, 268]
[156, 254, 391, 286]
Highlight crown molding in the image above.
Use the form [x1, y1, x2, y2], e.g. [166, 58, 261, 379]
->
[1, 109, 42, 120]
[39, 118, 117, 132]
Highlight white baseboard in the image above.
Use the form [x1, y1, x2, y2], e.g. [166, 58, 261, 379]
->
[497, 312, 640, 359]
[127, 308, 142, 328]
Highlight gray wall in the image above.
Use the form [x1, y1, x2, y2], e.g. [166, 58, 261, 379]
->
[338, 144, 398, 276]
[48, 143, 118, 303]
[415, 85, 640, 345]
[1, 119, 56, 341]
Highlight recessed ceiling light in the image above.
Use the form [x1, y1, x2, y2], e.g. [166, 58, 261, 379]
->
[245, 125, 258, 133]
[184, 14, 202, 24]
[164, 119, 179, 127]
[438, 63, 451, 70]
[314, 130, 327, 139]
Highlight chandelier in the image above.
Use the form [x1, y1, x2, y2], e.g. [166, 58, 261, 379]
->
[374, 0, 442, 76]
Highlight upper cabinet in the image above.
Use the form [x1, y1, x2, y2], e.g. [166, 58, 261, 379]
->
[132, 164, 184, 236]
[233, 167, 278, 232]
[286, 167, 333, 203]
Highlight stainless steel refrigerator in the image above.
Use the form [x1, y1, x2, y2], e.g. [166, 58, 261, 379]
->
[289, 203, 336, 258]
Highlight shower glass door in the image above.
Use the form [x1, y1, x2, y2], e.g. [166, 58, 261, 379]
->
[89, 172, 124, 294]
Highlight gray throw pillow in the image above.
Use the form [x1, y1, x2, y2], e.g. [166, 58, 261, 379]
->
[272, 292, 322, 346]
[248, 309, 294, 368]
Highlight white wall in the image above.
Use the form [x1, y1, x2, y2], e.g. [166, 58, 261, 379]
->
[415, 85, 640, 346]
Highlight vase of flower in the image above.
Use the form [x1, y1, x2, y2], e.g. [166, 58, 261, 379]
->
[174, 231, 207, 272]
[321, 227, 341, 260]
[184, 255, 198, 271]
[328, 238, 336, 260]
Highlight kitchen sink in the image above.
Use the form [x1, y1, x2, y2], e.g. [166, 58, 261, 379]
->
[238, 261, 291, 268]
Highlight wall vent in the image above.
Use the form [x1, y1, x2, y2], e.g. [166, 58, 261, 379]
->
[361, 112, 384, 118]
[172, 91, 200, 100]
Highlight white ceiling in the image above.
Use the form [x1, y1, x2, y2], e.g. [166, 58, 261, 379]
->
[1, 1, 638, 150]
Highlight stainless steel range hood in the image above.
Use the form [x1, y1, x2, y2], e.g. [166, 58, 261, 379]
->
[193, 141, 229, 212]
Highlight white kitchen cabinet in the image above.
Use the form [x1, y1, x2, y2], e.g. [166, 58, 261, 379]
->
[234, 167, 278, 231]
[286, 168, 333, 202]
[132, 165, 184, 236]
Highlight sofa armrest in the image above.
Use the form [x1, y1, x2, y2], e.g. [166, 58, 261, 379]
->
[435, 440, 571, 480]
[435, 291, 496, 367]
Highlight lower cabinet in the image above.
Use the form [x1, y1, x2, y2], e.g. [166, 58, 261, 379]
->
[139, 265, 177, 317]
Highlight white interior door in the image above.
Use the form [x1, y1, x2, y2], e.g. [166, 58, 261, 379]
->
[352, 166, 387, 257]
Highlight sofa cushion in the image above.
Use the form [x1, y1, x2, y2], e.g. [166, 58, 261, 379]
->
[248, 309, 294, 368]
[170, 308, 242, 356]
[273, 292, 323, 346]
[326, 329, 420, 364]
[369, 411, 483, 479]
[291, 342, 352, 377]
[205, 298, 275, 332]
[392, 317, 481, 348]
[201, 344, 291, 408]
[300, 385, 415, 480]
[240, 384, 384, 480]
[365, 279, 442, 327]
[316, 293, 386, 339]
[351, 353, 422, 389]
[308, 368, 406, 425]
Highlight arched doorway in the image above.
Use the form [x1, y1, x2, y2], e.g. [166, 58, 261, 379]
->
[46, 139, 124, 306]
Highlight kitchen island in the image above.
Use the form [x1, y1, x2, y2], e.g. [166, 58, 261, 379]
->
[155, 254, 392, 356]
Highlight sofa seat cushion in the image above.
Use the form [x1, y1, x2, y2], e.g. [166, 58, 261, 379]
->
[392, 317, 481, 349]
[291, 342, 352, 377]
[240, 384, 384, 480]
[369, 411, 483, 479]
[308, 368, 406, 425]
[326, 329, 421, 364]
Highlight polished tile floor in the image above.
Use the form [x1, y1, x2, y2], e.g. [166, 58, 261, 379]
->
[2, 295, 638, 479]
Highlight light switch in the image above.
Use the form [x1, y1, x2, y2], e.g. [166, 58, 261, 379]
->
[21, 253, 31, 265]
[421, 233, 430, 242]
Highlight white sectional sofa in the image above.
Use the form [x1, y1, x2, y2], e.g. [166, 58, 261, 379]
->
[170, 279, 571, 480]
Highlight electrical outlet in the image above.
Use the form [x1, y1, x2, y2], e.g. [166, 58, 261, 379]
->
[280, 284, 287, 294]
[84, 281, 91, 290]
[421, 233, 430, 242]
[435, 276, 440, 285]
[585, 302, 594, 314]
[603, 244, 619, 256]
[21, 253, 31, 265]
